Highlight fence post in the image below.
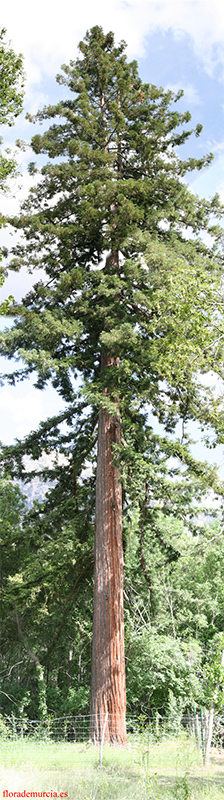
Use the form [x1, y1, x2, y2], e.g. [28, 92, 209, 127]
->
[194, 711, 201, 753]
[99, 711, 108, 768]
[204, 704, 214, 766]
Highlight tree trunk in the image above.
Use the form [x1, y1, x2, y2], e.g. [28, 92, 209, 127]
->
[90, 361, 127, 743]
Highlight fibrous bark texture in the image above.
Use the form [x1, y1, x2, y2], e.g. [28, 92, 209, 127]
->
[90, 397, 127, 743]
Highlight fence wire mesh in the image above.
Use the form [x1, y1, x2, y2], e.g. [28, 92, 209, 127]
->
[0, 711, 201, 743]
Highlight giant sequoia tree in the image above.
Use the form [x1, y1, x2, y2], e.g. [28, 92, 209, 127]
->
[1, 27, 224, 742]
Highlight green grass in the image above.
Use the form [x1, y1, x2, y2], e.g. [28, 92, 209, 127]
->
[0, 735, 224, 799]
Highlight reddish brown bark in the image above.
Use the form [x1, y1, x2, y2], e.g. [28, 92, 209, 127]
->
[90, 356, 127, 743]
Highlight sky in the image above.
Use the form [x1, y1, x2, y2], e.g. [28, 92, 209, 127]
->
[1, 0, 224, 473]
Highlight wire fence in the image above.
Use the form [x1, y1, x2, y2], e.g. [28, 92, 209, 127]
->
[0, 710, 217, 744]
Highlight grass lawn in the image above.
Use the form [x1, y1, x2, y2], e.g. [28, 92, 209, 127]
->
[1, 735, 224, 799]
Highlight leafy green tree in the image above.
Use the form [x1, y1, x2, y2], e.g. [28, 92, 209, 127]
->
[0, 27, 24, 311]
[0, 474, 27, 714]
[123, 467, 223, 718]
[155, 522, 224, 646]
[0, 485, 94, 719]
[0, 27, 24, 186]
[1, 26, 224, 740]
[126, 630, 202, 717]
[0, 29, 23, 124]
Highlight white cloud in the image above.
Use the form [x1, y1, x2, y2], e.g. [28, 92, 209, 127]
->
[0, 382, 65, 444]
[164, 82, 202, 106]
[216, 180, 224, 203]
[2, 0, 224, 94]
[0, 386, 45, 440]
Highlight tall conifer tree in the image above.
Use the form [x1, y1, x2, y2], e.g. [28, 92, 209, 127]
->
[1, 27, 224, 742]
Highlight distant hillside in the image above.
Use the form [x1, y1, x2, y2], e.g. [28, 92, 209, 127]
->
[19, 475, 50, 509]
[18, 453, 57, 509]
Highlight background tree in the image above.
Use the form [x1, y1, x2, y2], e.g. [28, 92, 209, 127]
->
[0, 474, 27, 714]
[1, 26, 224, 741]
[0, 461, 95, 720]
[0, 27, 24, 184]
[0, 27, 24, 311]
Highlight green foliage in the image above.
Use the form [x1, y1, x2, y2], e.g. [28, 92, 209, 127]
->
[202, 633, 224, 710]
[0, 29, 24, 310]
[0, 473, 26, 575]
[0, 475, 94, 717]
[0, 29, 24, 125]
[0, 714, 10, 738]
[2, 27, 223, 412]
[125, 630, 202, 715]
[0, 27, 24, 192]
[172, 776, 191, 800]
[1, 26, 224, 719]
